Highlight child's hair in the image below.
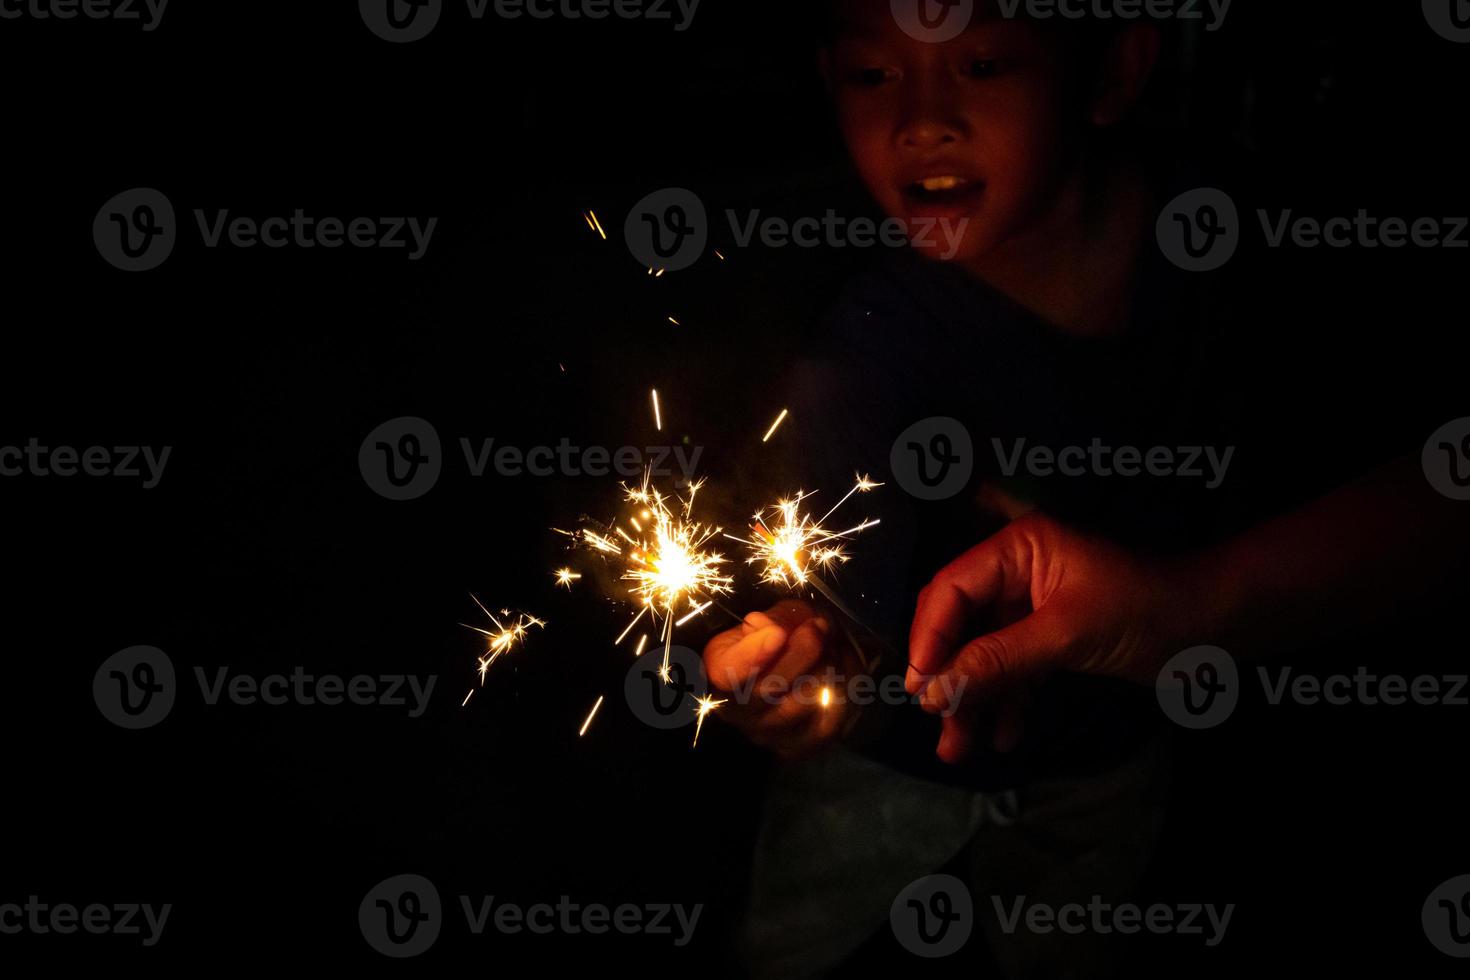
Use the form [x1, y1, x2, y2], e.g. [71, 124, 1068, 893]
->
[811, 0, 1175, 119]
[811, 0, 1157, 53]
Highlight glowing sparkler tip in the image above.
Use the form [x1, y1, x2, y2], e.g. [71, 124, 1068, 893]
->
[736, 477, 882, 590]
[761, 408, 790, 444]
[692, 695, 727, 748]
[465, 601, 545, 684]
[579, 695, 605, 737]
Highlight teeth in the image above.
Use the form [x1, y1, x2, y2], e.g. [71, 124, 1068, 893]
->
[919, 176, 965, 192]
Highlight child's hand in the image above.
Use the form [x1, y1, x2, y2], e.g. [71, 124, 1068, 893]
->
[907, 512, 1210, 763]
[702, 599, 862, 760]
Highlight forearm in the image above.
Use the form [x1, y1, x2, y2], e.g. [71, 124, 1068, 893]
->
[1195, 455, 1470, 657]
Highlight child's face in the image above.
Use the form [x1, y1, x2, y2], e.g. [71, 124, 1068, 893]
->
[826, 1, 1092, 264]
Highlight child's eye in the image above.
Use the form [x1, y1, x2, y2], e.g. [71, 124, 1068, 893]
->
[963, 58, 1001, 79]
[847, 66, 899, 87]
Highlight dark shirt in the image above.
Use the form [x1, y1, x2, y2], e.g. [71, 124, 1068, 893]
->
[771, 217, 1396, 790]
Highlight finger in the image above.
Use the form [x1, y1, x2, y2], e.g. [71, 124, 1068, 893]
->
[992, 699, 1026, 754]
[761, 599, 819, 631]
[936, 712, 979, 764]
[920, 611, 1066, 714]
[743, 690, 817, 732]
[705, 624, 788, 691]
[767, 618, 831, 682]
[908, 528, 1032, 692]
[702, 610, 774, 660]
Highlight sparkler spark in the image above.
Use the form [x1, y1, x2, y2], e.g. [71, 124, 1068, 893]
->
[463, 596, 545, 683]
[620, 477, 731, 614]
[557, 470, 733, 679]
[736, 475, 883, 588]
[553, 568, 582, 589]
[580, 695, 604, 736]
[761, 408, 789, 444]
[651, 389, 662, 431]
[584, 210, 607, 240]
[693, 695, 726, 748]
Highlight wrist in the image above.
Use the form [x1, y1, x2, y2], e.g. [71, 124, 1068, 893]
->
[1164, 544, 1242, 655]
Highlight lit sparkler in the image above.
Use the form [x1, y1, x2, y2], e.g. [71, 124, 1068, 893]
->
[556, 472, 734, 678]
[693, 695, 726, 748]
[739, 475, 882, 588]
[733, 474, 883, 634]
[463, 596, 545, 684]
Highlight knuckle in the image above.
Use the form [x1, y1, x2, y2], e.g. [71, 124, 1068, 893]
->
[959, 636, 1012, 682]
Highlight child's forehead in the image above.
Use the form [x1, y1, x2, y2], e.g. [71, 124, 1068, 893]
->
[830, 0, 1012, 37]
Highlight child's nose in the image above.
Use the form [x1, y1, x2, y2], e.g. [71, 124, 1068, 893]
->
[895, 84, 966, 151]
[898, 117, 962, 151]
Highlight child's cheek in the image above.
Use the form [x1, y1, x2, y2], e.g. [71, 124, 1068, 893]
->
[840, 120, 906, 213]
[971, 94, 1074, 232]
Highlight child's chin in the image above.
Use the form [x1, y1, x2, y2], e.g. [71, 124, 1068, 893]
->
[908, 236, 982, 264]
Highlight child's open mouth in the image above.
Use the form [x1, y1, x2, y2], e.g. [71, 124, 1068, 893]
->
[902, 175, 986, 209]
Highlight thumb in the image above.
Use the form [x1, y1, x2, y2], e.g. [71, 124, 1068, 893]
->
[919, 610, 1071, 715]
[936, 713, 979, 765]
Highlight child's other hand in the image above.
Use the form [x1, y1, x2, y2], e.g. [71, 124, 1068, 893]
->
[702, 600, 859, 761]
[907, 513, 1210, 763]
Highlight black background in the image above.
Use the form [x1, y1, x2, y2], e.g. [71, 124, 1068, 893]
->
[3, 0, 1468, 973]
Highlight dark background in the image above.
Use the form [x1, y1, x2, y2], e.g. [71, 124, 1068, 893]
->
[2, 0, 1468, 973]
